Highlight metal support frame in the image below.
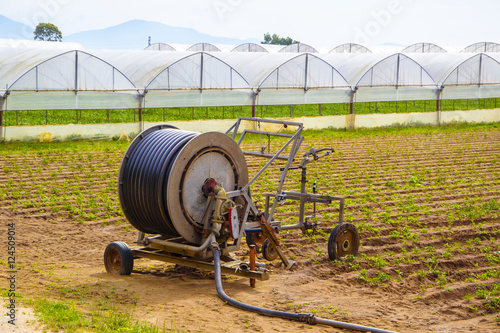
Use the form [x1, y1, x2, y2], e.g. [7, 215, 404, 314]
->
[264, 192, 344, 231]
[0, 98, 3, 142]
[225, 117, 304, 222]
[225, 117, 346, 267]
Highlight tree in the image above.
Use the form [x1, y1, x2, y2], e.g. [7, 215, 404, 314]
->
[261, 32, 299, 45]
[34, 23, 62, 42]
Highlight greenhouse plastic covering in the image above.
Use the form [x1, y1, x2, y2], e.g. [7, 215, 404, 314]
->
[401, 43, 447, 53]
[144, 43, 176, 51]
[461, 42, 500, 53]
[329, 43, 371, 54]
[279, 43, 318, 53]
[186, 43, 221, 52]
[2, 44, 500, 110]
[231, 43, 268, 53]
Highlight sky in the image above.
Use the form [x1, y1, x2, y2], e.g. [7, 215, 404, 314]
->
[1, 0, 498, 51]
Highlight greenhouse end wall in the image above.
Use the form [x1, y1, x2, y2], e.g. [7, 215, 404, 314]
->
[2, 109, 499, 142]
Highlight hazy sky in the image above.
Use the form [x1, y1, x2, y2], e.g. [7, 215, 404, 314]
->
[1, 0, 498, 50]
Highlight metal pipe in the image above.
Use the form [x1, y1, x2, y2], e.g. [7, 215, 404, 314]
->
[0, 98, 3, 143]
[150, 233, 215, 254]
[211, 244, 397, 333]
[249, 245, 256, 288]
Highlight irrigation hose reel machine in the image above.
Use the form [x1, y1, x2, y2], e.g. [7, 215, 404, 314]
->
[103, 117, 367, 329]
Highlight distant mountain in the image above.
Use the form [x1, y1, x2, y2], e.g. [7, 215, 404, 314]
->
[65, 19, 259, 50]
[0, 15, 259, 50]
[0, 15, 33, 40]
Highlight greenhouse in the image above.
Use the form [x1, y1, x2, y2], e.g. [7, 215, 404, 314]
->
[144, 43, 176, 51]
[216, 52, 351, 105]
[231, 43, 268, 53]
[318, 53, 438, 102]
[329, 43, 371, 53]
[461, 42, 500, 53]
[2, 44, 500, 112]
[0, 48, 138, 111]
[186, 43, 221, 52]
[401, 43, 447, 53]
[279, 43, 318, 53]
[409, 53, 500, 99]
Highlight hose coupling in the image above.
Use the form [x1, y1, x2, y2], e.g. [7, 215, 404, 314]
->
[210, 242, 220, 252]
[210, 228, 221, 237]
[298, 313, 316, 325]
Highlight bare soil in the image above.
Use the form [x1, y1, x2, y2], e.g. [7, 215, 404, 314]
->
[1, 128, 500, 332]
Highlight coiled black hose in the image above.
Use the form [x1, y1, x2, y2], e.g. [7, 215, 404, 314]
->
[119, 127, 198, 235]
[211, 245, 397, 333]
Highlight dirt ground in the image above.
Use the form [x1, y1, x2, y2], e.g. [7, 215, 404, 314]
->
[1, 127, 500, 332]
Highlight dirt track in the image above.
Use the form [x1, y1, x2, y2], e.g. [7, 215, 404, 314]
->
[1, 127, 500, 332]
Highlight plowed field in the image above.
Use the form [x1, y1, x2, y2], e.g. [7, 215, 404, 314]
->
[1, 125, 499, 333]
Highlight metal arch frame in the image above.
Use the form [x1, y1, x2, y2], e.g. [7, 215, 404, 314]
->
[8, 50, 138, 93]
[225, 117, 303, 217]
[144, 51, 253, 92]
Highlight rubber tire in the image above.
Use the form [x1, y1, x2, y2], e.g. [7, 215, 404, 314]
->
[104, 241, 134, 275]
[328, 223, 359, 261]
[262, 238, 279, 261]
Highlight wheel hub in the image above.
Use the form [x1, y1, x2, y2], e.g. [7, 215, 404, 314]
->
[341, 239, 351, 252]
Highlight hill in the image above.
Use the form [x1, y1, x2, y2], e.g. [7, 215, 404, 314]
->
[0, 15, 33, 40]
[0, 15, 259, 50]
[64, 19, 259, 50]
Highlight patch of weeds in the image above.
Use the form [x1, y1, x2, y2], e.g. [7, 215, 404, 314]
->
[28, 297, 179, 333]
[485, 253, 500, 266]
[355, 269, 393, 285]
[475, 284, 500, 310]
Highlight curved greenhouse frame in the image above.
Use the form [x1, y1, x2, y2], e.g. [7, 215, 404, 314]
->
[256, 53, 350, 104]
[144, 43, 176, 51]
[144, 52, 253, 107]
[319, 53, 438, 102]
[186, 43, 221, 52]
[231, 43, 268, 53]
[279, 43, 318, 53]
[461, 42, 500, 53]
[401, 43, 447, 53]
[408, 53, 500, 99]
[329, 43, 371, 54]
[0, 48, 138, 110]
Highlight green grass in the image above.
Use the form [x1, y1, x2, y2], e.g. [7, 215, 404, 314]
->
[475, 284, 500, 310]
[28, 298, 182, 333]
[2, 98, 499, 126]
[0, 139, 131, 155]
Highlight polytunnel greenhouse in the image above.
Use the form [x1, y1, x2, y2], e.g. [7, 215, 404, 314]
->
[401, 43, 447, 53]
[461, 42, 500, 53]
[144, 43, 176, 51]
[279, 43, 318, 53]
[408, 53, 500, 99]
[329, 43, 371, 54]
[0, 48, 138, 111]
[186, 43, 221, 52]
[231, 43, 268, 53]
[2, 44, 500, 113]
